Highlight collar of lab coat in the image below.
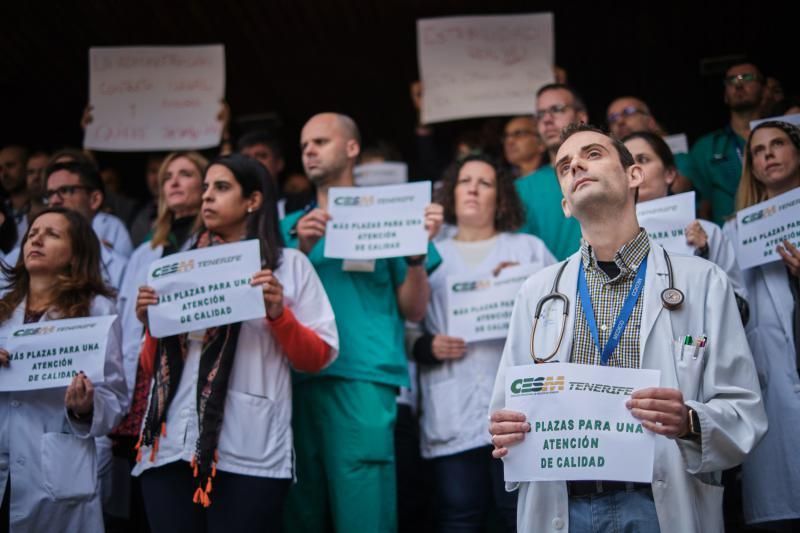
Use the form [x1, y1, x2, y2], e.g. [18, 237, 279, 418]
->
[547, 240, 670, 369]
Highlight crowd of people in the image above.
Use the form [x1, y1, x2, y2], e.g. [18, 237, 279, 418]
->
[0, 57, 798, 533]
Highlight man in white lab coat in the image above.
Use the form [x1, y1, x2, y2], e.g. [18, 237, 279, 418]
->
[489, 124, 766, 533]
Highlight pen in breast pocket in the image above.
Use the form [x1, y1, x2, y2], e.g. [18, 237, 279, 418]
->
[692, 335, 706, 360]
[680, 335, 692, 361]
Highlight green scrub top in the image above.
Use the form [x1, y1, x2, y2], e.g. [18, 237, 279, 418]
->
[281, 210, 440, 387]
[515, 164, 582, 260]
[689, 126, 745, 226]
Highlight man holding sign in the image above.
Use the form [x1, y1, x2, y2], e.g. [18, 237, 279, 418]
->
[490, 125, 765, 532]
[281, 113, 442, 533]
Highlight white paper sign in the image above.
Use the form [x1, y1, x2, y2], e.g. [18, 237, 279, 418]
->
[85, 45, 226, 151]
[750, 113, 800, 130]
[0, 315, 117, 392]
[324, 182, 431, 260]
[354, 162, 409, 187]
[417, 13, 554, 124]
[447, 263, 540, 342]
[147, 240, 266, 337]
[504, 363, 660, 483]
[734, 187, 800, 269]
[663, 133, 689, 155]
[636, 192, 696, 255]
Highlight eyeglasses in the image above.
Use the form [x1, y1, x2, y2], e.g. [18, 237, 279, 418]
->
[724, 73, 761, 87]
[534, 104, 573, 121]
[42, 184, 90, 205]
[502, 129, 537, 142]
[607, 106, 648, 125]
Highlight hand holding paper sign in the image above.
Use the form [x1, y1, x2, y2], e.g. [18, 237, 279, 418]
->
[489, 410, 531, 459]
[65, 372, 94, 417]
[626, 387, 690, 438]
[0, 348, 9, 367]
[778, 239, 800, 276]
[684, 220, 709, 254]
[423, 203, 444, 242]
[136, 285, 159, 327]
[251, 269, 284, 320]
[296, 208, 331, 254]
[431, 334, 466, 361]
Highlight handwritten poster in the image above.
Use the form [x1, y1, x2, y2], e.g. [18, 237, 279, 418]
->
[417, 13, 554, 124]
[85, 45, 226, 151]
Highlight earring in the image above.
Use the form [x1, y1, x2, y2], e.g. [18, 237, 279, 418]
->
[247, 207, 253, 213]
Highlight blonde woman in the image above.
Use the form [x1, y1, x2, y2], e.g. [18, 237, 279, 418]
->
[722, 120, 800, 529]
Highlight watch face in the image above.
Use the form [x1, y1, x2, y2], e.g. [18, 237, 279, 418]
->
[689, 409, 701, 435]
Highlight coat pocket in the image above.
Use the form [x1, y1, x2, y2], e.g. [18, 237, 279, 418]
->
[218, 390, 286, 470]
[672, 340, 706, 402]
[41, 432, 97, 501]
[421, 379, 461, 445]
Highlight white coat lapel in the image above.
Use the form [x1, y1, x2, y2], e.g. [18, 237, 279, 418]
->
[553, 255, 580, 363]
[640, 245, 670, 368]
[760, 261, 794, 342]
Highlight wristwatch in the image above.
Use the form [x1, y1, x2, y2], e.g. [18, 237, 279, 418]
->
[405, 255, 426, 266]
[685, 408, 701, 441]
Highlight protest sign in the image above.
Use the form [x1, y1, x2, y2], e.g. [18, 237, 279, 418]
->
[0, 315, 117, 392]
[636, 192, 695, 255]
[734, 187, 800, 269]
[417, 13, 554, 124]
[146, 240, 265, 337]
[324, 182, 431, 260]
[663, 133, 689, 154]
[447, 263, 540, 342]
[504, 363, 659, 483]
[85, 45, 225, 151]
[354, 162, 409, 187]
[750, 113, 800, 130]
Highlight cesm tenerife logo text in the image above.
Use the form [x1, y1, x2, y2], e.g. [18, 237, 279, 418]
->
[510, 375, 565, 396]
[152, 259, 195, 279]
[334, 195, 375, 207]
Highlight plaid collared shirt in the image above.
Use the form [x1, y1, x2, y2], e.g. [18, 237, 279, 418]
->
[570, 230, 650, 368]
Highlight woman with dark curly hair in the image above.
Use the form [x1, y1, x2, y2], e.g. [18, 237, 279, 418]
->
[415, 153, 554, 532]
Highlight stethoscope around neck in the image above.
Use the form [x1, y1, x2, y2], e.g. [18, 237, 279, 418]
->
[529, 248, 684, 364]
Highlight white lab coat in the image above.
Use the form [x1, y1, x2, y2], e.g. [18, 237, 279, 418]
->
[0, 296, 127, 532]
[421, 233, 555, 458]
[133, 248, 339, 479]
[117, 242, 169, 402]
[723, 220, 800, 524]
[490, 241, 766, 533]
[93, 212, 133, 259]
[699, 219, 747, 302]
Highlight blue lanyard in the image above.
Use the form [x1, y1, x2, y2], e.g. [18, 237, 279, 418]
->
[577, 257, 647, 365]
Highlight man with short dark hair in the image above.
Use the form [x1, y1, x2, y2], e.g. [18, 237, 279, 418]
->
[503, 115, 546, 178]
[237, 130, 285, 183]
[606, 96, 694, 193]
[690, 62, 765, 225]
[43, 161, 127, 288]
[515, 84, 585, 260]
[0, 144, 30, 237]
[489, 124, 765, 532]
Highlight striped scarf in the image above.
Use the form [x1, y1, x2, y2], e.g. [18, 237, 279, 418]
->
[137, 231, 241, 507]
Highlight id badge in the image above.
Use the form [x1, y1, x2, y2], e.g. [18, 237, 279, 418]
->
[342, 259, 376, 272]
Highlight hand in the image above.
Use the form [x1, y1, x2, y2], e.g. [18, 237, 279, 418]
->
[431, 334, 466, 360]
[0, 348, 9, 368]
[296, 208, 331, 254]
[81, 104, 94, 130]
[685, 220, 708, 251]
[489, 410, 531, 458]
[777, 240, 800, 277]
[136, 286, 159, 327]
[626, 387, 689, 438]
[492, 261, 520, 277]
[424, 203, 444, 241]
[252, 269, 284, 320]
[65, 372, 94, 417]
